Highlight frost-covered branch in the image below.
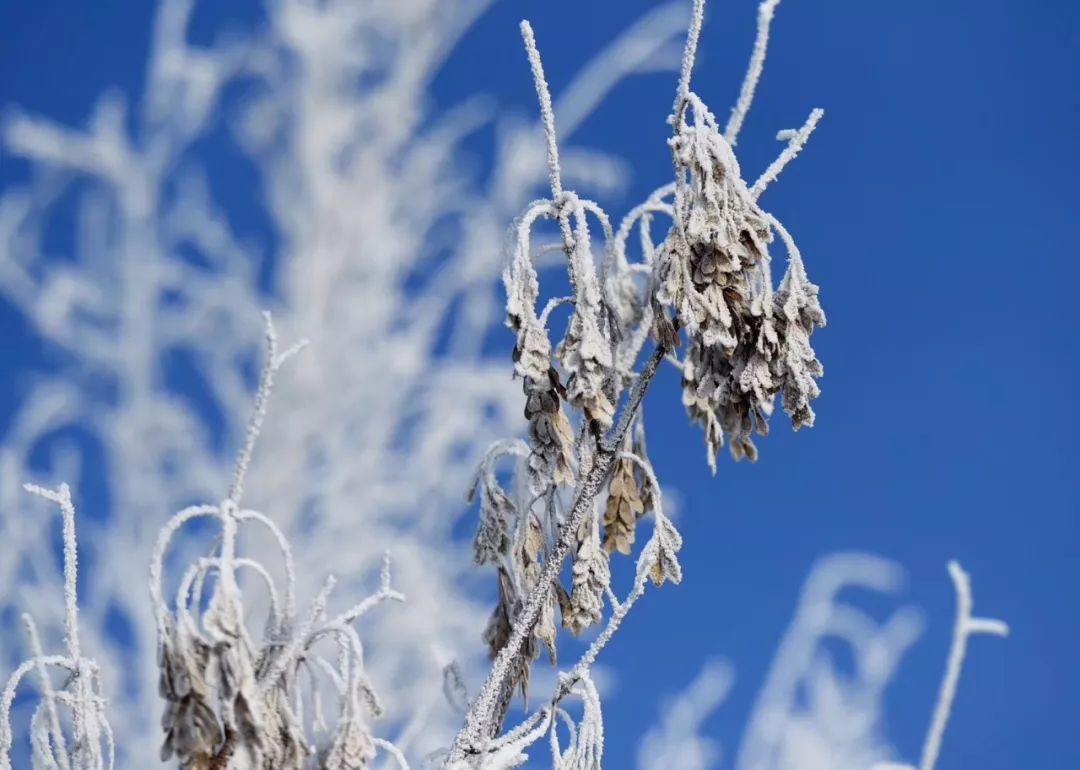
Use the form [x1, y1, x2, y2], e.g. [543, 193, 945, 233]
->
[451, 0, 830, 764]
[0, 1, 1013, 768]
[918, 562, 1009, 770]
[637, 660, 732, 770]
[872, 561, 1009, 770]
[145, 313, 408, 769]
[736, 554, 924, 770]
[1, 485, 114, 770]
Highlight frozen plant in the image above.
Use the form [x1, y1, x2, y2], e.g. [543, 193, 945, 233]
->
[450, 0, 829, 763]
[1, 315, 414, 769]
[636, 556, 1008, 770]
[870, 561, 1009, 770]
[0, 0, 1011, 768]
[0, 0, 692, 761]
[0, 483, 115, 770]
[734, 554, 926, 770]
[148, 314, 408, 769]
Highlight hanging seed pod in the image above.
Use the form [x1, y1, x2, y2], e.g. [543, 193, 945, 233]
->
[559, 529, 610, 634]
[471, 482, 516, 567]
[158, 628, 222, 766]
[602, 457, 645, 555]
[557, 312, 615, 428]
[644, 515, 684, 588]
[772, 250, 826, 430]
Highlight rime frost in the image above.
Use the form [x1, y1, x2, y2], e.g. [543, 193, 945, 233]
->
[0, 0, 691, 762]
[0, 0, 1010, 768]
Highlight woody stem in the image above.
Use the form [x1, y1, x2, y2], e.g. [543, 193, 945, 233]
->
[445, 343, 667, 764]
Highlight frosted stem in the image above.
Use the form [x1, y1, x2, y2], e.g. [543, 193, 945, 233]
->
[445, 344, 667, 763]
[21, 614, 71, 770]
[23, 484, 80, 660]
[228, 311, 308, 505]
[919, 561, 1008, 770]
[519, 20, 578, 272]
[725, 0, 782, 145]
[520, 20, 564, 200]
[751, 107, 824, 199]
[674, 0, 706, 114]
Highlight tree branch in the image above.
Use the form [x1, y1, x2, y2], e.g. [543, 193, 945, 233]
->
[446, 343, 667, 763]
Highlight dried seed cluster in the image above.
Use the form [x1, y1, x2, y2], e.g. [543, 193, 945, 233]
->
[657, 94, 826, 472]
[602, 447, 652, 556]
[146, 317, 407, 770]
[151, 504, 404, 770]
[558, 527, 610, 635]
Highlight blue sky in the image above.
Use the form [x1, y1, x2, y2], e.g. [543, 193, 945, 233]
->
[1, 0, 1077, 768]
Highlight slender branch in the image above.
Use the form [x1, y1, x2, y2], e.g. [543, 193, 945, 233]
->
[750, 107, 824, 199]
[520, 20, 564, 201]
[603, 344, 667, 454]
[228, 311, 308, 505]
[724, 0, 782, 145]
[674, 0, 706, 114]
[520, 20, 579, 286]
[21, 614, 70, 770]
[918, 561, 1008, 770]
[23, 484, 80, 660]
[870, 563, 1008, 770]
[446, 344, 667, 763]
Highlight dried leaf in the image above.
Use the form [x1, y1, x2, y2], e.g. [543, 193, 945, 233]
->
[561, 530, 610, 634]
[602, 458, 645, 555]
[643, 516, 683, 588]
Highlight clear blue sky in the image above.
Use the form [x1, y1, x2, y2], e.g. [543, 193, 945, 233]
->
[1, 1, 1077, 768]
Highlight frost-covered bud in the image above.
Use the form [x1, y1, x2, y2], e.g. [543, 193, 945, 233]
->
[257, 688, 309, 769]
[607, 266, 648, 340]
[681, 337, 772, 470]
[513, 322, 553, 384]
[203, 592, 264, 748]
[521, 512, 558, 665]
[654, 91, 827, 471]
[659, 95, 772, 354]
[512, 320, 577, 487]
[483, 567, 519, 665]
[483, 564, 543, 714]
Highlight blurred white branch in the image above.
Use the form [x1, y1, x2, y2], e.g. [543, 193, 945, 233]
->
[637, 660, 733, 770]
[875, 561, 1008, 770]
